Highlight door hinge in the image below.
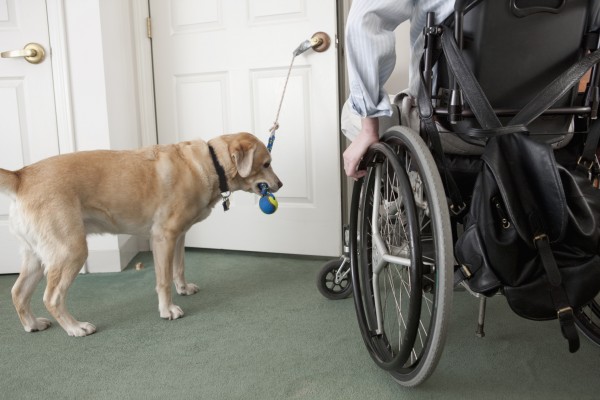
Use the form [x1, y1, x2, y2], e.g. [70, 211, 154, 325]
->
[146, 17, 152, 39]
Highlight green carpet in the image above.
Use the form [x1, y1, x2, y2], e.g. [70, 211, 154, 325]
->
[0, 249, 598, 400]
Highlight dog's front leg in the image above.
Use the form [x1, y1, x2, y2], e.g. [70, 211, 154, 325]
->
[173, 235, 199, 296]
[152, 234, 184, 320]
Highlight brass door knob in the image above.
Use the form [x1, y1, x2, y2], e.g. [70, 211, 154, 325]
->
[1, 43, 46, 64]
[310, 32, 331, 53]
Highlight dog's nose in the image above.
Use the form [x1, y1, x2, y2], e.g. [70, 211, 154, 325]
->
[269, 180, 282, 193]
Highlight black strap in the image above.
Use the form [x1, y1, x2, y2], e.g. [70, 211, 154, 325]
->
[579, 118, 600, 169]
[458, 124, 529, 146]
[439, 25, 502, 130]
[463, 124, 528, 139]
[453, 264, 472, 286]
[583, 32, 600, 51]
[417, 58, 466, 211]
[535, 235, 580, 353]
[208, 145, 231, 211]
[511, 49, 600, 126]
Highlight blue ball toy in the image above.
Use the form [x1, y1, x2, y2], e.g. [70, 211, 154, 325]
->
[259, 193, 278, 214]
[258, 183, 278, 214]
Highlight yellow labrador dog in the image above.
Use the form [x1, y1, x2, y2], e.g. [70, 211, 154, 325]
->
[0, 132, 282, 337]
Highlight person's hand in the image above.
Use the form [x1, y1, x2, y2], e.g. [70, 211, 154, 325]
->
[343, 117, 379, 180]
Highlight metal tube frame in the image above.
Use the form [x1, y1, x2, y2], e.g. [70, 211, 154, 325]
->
[370, 165, 412, 335]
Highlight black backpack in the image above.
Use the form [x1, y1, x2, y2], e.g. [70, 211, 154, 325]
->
[454, 132, 600, 352]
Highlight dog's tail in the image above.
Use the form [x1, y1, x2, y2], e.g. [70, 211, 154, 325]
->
[0, 168, 19, 195]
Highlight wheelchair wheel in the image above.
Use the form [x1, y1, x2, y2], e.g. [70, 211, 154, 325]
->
[349, 126, 453, 387]
[316, 258, 353, 300]
[575, 294, 600, 346]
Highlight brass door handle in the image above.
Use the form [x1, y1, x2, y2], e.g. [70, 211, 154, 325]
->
[1, 43, 46, 64]
[309, 32, 330, 53]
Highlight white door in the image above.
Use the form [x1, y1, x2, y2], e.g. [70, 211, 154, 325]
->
[0, 0, 60, 273]
[150, 0, 342, 256]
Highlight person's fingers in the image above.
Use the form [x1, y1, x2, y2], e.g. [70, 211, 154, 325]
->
[344, 159, 366, 180]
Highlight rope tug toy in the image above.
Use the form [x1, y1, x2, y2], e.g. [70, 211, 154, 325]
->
[258, 32, 330, 215]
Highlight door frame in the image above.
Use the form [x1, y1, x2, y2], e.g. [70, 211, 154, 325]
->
[128, 0, 158, 148]
[45, 0, 75, 154]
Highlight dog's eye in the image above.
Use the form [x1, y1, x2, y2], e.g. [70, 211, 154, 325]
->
[263, 162, 271, 168]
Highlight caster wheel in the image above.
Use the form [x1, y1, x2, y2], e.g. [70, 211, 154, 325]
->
[316, 258, 353, 300]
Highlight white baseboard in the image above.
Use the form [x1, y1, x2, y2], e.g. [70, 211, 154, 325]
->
[85, 249, 122, 273]
[84, 235, 143, 273]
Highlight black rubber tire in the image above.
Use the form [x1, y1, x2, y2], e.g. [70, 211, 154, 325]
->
[350, 142, 423, 372]
[575, 294, 600, 346]
[382, 126, 454, 387]
[349, 126, 454, 387]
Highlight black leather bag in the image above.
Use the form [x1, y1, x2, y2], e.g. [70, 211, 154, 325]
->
[420, 22, 600, 352]
[455, 132, 600, 352]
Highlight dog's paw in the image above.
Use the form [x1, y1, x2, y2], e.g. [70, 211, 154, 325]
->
[159, 304, 184, 320]
[24, 317, 53, 333]
[176, 283, 199, 296]
[66, 322, 97, 337]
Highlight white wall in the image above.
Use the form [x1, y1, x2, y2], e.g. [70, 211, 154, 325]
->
[384, 22, 411, 95]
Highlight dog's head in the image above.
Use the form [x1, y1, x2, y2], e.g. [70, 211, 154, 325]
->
[215, 132, 282, 195]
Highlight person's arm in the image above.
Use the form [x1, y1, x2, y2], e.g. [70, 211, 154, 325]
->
[343, 0, 411, 179]
[343, 117, 379, 179]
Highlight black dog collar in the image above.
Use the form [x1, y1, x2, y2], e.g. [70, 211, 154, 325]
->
[208, 145, 231, 211]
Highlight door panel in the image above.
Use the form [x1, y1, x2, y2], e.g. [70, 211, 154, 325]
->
[0, 0, 60, 273]
[150, 0, 341, 256]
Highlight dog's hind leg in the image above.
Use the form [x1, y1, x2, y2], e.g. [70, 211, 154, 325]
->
[152, 234, 184, 320]
[11, 248, 52, 332]
[42, 238, 96, 337]
[173, 235, 199, 296]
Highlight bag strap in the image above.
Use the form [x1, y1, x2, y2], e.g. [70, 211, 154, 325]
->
[578, 118, 600, 171]
[439, 25, 503, 130]
[511, 49, 600, 127]
[417, 47, 466, 213]
[534, 234, 580, 353]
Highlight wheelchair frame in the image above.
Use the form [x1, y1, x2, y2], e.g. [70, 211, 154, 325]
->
[317, 0, 600, 387]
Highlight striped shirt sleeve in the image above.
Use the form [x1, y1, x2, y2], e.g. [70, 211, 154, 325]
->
[345, 0, 413, 118]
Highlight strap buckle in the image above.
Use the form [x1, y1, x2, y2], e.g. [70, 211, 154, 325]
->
[556, 306, 580, 353]
[557, 306, 574, 320]
[450, 202, 467, 216]
[460, 264, 472, 279]
[533, 233, 548, 248]
[577, 156, 595, 171]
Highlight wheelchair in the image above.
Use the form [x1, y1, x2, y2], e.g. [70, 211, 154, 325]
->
[336, 0, 600, 387]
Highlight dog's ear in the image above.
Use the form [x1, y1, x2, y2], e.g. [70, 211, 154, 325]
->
[230, 138, 257, 178]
